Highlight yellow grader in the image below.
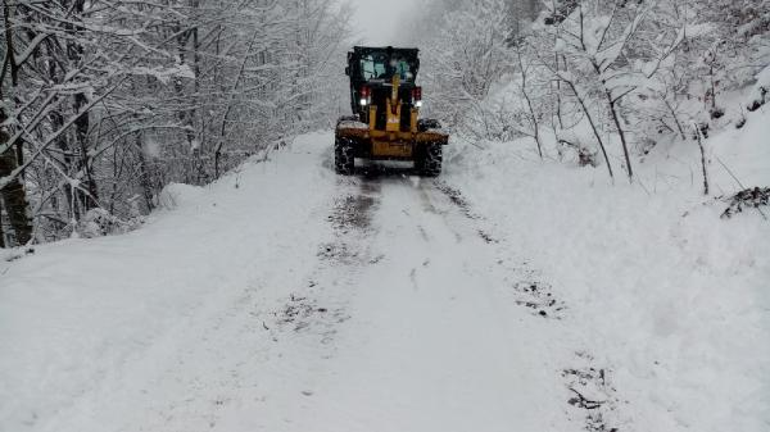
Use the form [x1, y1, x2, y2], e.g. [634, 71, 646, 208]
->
[335, 46, 448, 176]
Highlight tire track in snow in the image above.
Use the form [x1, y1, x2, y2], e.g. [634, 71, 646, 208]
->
[417, 180, 464, 243]
[288, 170, 572, 432]
[430, 179, 564, 319]
[326, 172, 623, 432]
[273, 175, 383, 350]
[427, 179, 626, 432]
[432, 180, 500, 245]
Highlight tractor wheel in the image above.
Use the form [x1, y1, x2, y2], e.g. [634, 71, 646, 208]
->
[334, 136, 355, 175]
[416, 143, 443, 177]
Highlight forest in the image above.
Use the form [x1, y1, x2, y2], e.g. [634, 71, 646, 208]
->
[0, 0, 353, 246]
[1, 0, 769, 245]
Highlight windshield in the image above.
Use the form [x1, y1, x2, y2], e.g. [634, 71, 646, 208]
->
[360, 53, 414, 82]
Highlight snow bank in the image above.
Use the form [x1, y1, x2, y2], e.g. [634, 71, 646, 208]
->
[0, 133, 337, 432]
[76, 208, 143, 239]
[443, 103, 770, 431]
[155, 182, 205, 211]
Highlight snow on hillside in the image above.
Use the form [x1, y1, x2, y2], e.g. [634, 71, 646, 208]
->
[442, 104, 770, 431]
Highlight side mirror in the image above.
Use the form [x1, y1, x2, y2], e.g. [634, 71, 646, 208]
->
[345, 67, 350, 76]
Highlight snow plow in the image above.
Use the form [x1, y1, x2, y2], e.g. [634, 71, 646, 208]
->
[335, 46, 448, 176]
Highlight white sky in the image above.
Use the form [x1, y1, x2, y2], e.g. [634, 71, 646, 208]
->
[351, 0, 415, 46]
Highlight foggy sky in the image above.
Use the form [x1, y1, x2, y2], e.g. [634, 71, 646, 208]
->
[352, 0, 416, 46]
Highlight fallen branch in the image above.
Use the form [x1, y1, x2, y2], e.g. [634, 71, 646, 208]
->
[568, 387, 605, 410]
[721, 187, 769, 220]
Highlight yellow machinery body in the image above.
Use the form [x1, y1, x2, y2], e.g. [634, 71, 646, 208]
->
[336, 74, 447, 161]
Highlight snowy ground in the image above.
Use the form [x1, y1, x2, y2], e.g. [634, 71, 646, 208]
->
[1, 112, 769, 431]
[441, 103, 770, 431]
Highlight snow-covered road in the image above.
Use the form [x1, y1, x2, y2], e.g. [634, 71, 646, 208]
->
[1, 133, 574, 432]
[282, 170, 569, 432]
[2, 131, 768, 432]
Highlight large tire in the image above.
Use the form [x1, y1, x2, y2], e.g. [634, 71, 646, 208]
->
[334, 136, 355, 175]
[416, 143, 443, 177]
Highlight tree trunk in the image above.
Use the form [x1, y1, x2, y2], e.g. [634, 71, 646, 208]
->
[134, 129, 155, 212]
[0, 1, 33, 247]
[555, 54, 564, 129]
[0, 135, 33, 246]
[68, 0, 98, 209]
[74, 91, 98, 209]
[694, 123, 710, 196]
[190, 3, 205, 185]
[565, 81, 614, 179]
[0, 202, 5, 248]
[664, 99, 686, 141]
[49, 108, 78, 219]
[606, 92, 633, 183]
[214, 143, 222, 179]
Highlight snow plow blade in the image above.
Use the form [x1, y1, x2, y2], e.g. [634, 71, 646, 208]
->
[335, 123, 448, 161]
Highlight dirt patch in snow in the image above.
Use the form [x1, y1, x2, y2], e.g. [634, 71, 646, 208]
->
[328, 194, 378, 232]
[275, 293, 348, 334]
[512, 280, 566, 319]
[495, 258, 567, 321]
[278, 176, 384, 347]
[317, 242, 362, 265]
[328, 177, 381, 234]
[320, 181, 382, 265]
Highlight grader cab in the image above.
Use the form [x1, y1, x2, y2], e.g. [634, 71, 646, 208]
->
[334, 46, 448, 176]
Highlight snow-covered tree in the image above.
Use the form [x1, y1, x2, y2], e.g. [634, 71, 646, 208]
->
[0, 0, 353, 246]
[415, 0, 513, 132]
[401, 0, 769, 184]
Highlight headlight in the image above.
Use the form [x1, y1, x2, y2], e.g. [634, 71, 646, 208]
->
[360, 98, 368, 106]
[415, 100, 423, 108]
